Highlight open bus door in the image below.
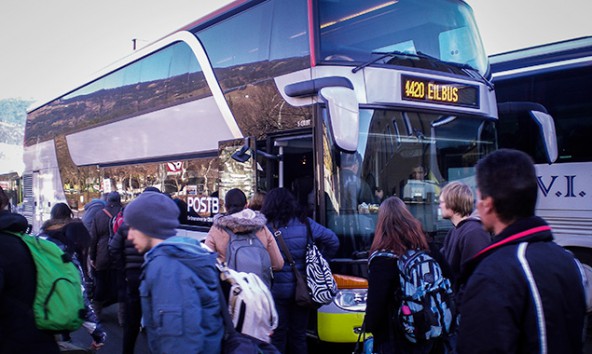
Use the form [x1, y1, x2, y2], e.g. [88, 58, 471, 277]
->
[264, 132, 315, 214]
[226, 131, 315, 215]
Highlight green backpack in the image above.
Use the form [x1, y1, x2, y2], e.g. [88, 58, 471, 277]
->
[9, 231, 85, 331]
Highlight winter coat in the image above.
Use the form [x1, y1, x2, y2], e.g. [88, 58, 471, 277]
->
[140, 236, 223, 353]
[82, 199, 106, 231]
[205, 209, 284, 271]
[457, 216, 586, 354]
[365, 253, 398, 354]
[267, 217, 339, 301]
[0, 210, 60, 354]
[89, 203, 121, 270]
[109, 223, 144, 273]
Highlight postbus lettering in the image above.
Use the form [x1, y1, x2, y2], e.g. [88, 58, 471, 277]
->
[187, 196, 219, 214]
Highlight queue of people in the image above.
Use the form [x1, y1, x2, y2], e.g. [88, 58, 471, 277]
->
[0, 148, 588, 353]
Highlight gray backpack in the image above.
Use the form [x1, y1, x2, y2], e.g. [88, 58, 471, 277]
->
[225, 227, 273, 289]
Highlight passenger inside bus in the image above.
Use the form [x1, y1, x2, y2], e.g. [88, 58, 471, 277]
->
[402, 165, 438, 202]
[339, 152, 374, 214]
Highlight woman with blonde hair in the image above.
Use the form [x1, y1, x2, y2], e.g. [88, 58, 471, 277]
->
[364, 196, 440, 354]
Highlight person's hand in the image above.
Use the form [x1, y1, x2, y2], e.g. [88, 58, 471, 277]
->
[91, 341, 104, 350]
[91, 329, 106, 350]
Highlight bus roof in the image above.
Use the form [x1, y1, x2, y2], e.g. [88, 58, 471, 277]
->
[490, 36, 592, 73]
[28, 0, 252, 113]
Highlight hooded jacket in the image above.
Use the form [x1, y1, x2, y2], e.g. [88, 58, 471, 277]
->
[205, 209, 284, 271]
[457, 216, 586, 354]
[0, 210, 60, 353]
[139, 236, 223, 354]
[89, 202, 121, 270]
[82, 198, 106, 231]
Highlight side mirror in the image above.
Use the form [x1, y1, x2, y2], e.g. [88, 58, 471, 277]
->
[231, 145, 251, 163]
[230, 137, 281, 163]
[497, 102, 558, 164]
[319, 87, 359, 152]
[529, 110, 558, 163]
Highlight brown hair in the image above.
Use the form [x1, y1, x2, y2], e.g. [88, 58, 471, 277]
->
[0, 186, 9, 211]
[248, 191, 266, 211]
[441, 181, 474, 217]
[370, 196, 428, 255]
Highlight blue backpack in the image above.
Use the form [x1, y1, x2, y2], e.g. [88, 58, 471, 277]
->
[371, 250, 455, 343]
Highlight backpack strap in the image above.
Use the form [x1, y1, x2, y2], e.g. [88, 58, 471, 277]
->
[102, 208, 113, 219]
[4, 230, 26, 238]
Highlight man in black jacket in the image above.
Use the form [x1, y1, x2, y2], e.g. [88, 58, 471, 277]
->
[457, 149, 586, 353]
[0, 187, 60, 353]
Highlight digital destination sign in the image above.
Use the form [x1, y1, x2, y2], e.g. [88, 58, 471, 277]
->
[401, 75, 479, 108]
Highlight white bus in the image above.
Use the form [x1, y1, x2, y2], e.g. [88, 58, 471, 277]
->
[23, 0, 549, 343]
[491, 36, 592, 265]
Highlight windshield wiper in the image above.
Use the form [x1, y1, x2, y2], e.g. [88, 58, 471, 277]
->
[352, 50, 420, 73]
[352, 50, 494, 91]
[415, 51, 495, 91]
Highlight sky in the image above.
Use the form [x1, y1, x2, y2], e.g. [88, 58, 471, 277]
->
[0, 0, 590, 103]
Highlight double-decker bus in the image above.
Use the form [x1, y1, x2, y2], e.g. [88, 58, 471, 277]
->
[23, 0, 549, 343]
[491, 36, 592, 265]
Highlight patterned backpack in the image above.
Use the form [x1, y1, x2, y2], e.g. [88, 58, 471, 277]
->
[397, 249, 455, 343]
[370, 249, 455, 343]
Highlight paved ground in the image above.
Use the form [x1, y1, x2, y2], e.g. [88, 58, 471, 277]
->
[68, 305, 592, 353]
[70, 304, 149, 354]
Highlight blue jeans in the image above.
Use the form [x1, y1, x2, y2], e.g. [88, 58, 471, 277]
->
[271, 298, 310, 354]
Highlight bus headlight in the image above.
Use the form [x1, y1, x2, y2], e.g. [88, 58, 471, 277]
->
[333, 289, 367, 312]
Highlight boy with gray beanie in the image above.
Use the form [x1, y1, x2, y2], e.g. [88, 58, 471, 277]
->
[124, 192, 223, 353]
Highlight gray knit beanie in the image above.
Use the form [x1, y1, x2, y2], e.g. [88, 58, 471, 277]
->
[124, 192, 180, 240]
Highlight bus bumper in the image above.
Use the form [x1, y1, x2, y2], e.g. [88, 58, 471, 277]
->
[317, 301, 365, 343]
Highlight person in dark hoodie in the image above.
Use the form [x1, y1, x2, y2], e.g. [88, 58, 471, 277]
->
[204, 188, 284, 287]
[109, 186, 160, 354]
[89, 191, 122, 318]
[439, 181, 491, 307]
[457, 149, 586, 353]
[125, 191, 223, 353]
[41, 202, 107, 350]
[0, 186, 60, 353]
[82, 197, 106, 232]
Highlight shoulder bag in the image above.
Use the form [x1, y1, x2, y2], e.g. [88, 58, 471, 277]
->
[303, 219, 338, 306]
[273, 228, 316, 308]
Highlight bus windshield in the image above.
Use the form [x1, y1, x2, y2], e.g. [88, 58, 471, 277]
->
[323, 109, 496, 259]
[317, 0, 488, 76]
